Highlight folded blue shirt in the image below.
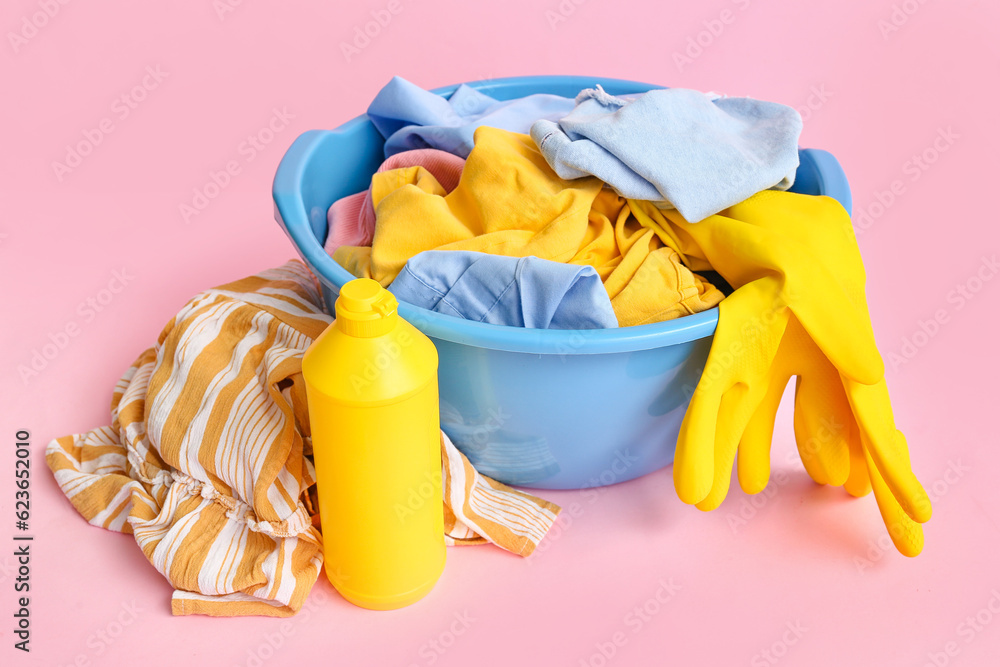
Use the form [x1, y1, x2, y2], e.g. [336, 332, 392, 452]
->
[530, 86, 803, 222]
[368, 76, 576, 158]
[388, 250, 618, 329]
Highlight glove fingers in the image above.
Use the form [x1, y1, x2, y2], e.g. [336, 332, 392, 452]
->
[737, 375, 789, 495]
[772, 316, 853, 487]
[675, 288, 778, 506]
[695, 385, 756, 511]
[846, 379, 932, 523]
[675, 382, 724, 505]
[864, 443, 924, 557]
[843, 421, 872, 497]
[793, 372, 852, 487]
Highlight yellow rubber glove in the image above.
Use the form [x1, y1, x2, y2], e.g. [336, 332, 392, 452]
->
[631, 191, 931, 556]
[631, 194, 883, 499]
[724, 193, 930, 556]
[737, 316, 929, 556]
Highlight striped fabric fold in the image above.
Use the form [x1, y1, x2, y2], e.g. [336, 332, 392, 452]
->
[46, 260, 561, 617]
[441, 432, 560, 554]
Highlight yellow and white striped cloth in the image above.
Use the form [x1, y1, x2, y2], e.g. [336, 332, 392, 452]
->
[46, 261, 560, 617]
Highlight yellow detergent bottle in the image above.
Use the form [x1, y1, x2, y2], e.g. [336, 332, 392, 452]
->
[302, 278, 445, 610]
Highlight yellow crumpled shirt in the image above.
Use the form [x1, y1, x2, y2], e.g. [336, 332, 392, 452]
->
[333, 127, 724, 327]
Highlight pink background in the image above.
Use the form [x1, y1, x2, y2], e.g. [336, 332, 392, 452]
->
[3, 0, 999, 665]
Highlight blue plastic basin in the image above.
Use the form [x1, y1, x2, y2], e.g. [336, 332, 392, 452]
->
[272, 75, 852, 489]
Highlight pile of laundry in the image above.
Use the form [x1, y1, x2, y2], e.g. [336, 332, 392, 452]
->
[327, 76, 803, 329]
[331, 76, 932, 556]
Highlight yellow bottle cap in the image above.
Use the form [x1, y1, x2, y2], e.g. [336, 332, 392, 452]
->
[334, 278, 399, 338]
